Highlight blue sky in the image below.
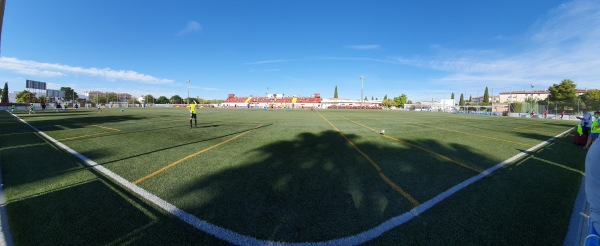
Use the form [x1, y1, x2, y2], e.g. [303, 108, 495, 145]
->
[1, 0, 599, 101]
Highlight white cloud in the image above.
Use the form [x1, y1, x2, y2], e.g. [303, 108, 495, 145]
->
[345, 44, 381, 50]
[420, 0, 600, 89]
[178, 21, 202, 35]
[0, 57, 174, 84]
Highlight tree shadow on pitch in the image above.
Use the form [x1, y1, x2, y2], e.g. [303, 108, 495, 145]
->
[164, 130, 492, 243]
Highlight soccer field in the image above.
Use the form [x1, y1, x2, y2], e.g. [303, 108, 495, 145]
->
[0, 107, 588, 245]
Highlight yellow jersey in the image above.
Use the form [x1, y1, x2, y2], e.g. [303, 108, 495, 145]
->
[189, 103, 197, 114]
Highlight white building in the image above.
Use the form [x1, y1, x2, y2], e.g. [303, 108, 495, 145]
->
[320, 98, 356, 107]
[498, 89, 588, 103]
[404, 98, 455, 111]
[470, 96, 499, 103]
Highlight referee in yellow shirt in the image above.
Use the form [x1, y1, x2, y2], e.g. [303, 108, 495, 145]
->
[189, 101, 198, 128]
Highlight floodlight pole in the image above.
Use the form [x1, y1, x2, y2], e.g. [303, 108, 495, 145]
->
[360, 75, 365, 106]
[187, 80, 190, 105]
[531, 85, 534, 113]
[491, 88, 494, 113]
[509, 88, 512, 113]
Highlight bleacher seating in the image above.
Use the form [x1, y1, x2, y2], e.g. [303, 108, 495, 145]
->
[327, 105, 382, 109]
[224, 94, 322, 104]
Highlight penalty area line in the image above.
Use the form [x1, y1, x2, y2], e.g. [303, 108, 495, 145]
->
[133, 124, 263, 184]
[317, 112, 420, 206]
[7, 113, 270, 245]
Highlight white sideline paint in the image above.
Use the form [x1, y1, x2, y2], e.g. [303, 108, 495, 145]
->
[0, 147, 14, 246]
[5, 112, 573, 245]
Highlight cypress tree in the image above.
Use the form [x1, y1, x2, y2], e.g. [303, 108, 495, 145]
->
[1, 82, 8, 103]
[334, 86, 338, 98]
[483, 87, 490, 103]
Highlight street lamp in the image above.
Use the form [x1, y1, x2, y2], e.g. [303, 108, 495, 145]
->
[530, 84, 535, 114]
[360, 75, 365, 105]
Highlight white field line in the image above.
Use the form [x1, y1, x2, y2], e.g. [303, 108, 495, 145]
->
[0, 127, 14, 246]
[3, 112, 574, 246]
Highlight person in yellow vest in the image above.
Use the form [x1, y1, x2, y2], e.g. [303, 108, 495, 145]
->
[584, 111, 600, 150]
[188, 100, 198, 128]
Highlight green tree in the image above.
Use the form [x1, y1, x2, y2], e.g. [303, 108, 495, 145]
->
[156, 96, 169, 104]
[334, 86, 338, 98]
[483, 87, 489, 103]
[185, 97, 196, 103]
[383, 95, 387, 100]
[200, 99, 223, 104]
[106, 93, 118, 103]
[364, 96, 368, 101]
[99, 93, 108, 104]
[510, 102, 523, 113]
[451, 92, 454, 100]
[60, 87, 78, 101]
[459, 93, 465, 106]
[548, 79, 577, 101]
[393, 94, 408, 108]
[39, 95, 48, 104]
[142, 95, 155, 104]
[128, 97, 140, 104]
[170, 95, 183, 104]
[468, 95, 472, 102]
[16, 90, 37, 103]
[381, 98, 395, 108]
[580, 90, 600, 110]
[1, 82, 8, 103]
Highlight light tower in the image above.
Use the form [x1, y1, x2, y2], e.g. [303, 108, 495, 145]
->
[187, 80, 190, 104]
[360, 75, 365, 105]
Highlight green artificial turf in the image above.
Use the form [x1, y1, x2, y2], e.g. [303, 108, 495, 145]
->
[0, 107, 586, 245]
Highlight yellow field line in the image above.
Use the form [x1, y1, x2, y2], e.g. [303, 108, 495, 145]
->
[56, 124, 121, 141]
[422, 123, 531, 147]
[511, 122, 572, 136]
[334, 114, 482, 174]
[0, 142, 49, 151]
[530, 156, 584, 176]
[317, 113, 420, 206]
[57, 131, 115, 141]
[512, 122, 547, 130]
[91, 124, 120, 131]
[133, 125, 263, 185]
[430, 119, 565, 142]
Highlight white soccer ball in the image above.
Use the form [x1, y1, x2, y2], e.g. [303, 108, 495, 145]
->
[380, 130, 385, 134]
